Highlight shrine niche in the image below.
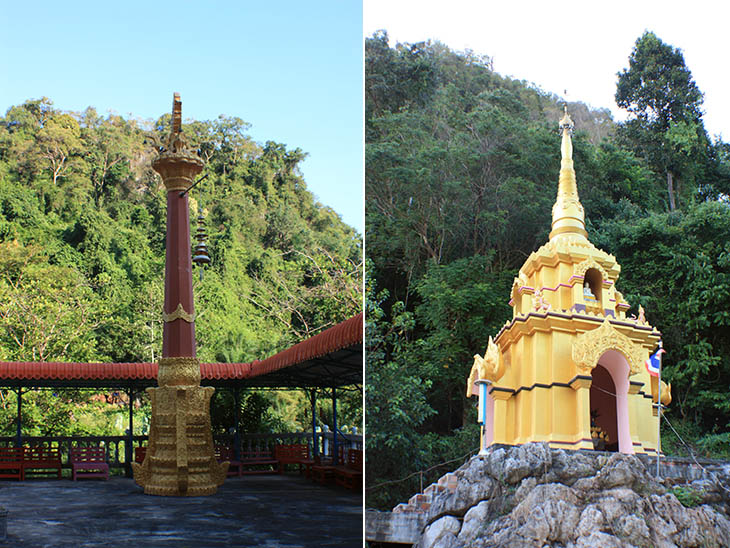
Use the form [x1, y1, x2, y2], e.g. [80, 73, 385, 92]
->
[466, 108, 670, 455]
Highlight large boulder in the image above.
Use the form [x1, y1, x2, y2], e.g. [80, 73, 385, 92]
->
[412, 443, 730, 548]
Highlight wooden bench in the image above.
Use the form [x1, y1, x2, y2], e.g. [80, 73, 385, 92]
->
[0, 447, 24, 480]
[239, 450, 280, 474]
[215, 445, 243, 477]
[274, 444, 309, 474]
[335, 449, 362, 490]
[310, 446, 347, 484]
[70, 446, 109, 481]
[23, 446, 62, 479]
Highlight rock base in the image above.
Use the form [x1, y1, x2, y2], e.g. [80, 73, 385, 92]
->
[369, 443, 730, 548]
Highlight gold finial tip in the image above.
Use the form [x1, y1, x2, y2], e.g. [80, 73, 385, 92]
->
[154, 92, 199, 161]
[171, 94, 182, 136]
[559, 106, 574, 134]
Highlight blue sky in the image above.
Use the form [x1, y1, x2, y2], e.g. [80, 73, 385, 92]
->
[0, 1, 364, 233]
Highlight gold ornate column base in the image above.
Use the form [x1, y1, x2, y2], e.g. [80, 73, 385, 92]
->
[132, 357, 228, 496]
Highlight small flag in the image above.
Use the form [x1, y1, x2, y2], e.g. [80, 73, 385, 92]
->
[645, 347, 665, 377]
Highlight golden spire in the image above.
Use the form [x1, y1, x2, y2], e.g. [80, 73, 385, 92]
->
[549, 106, 588, 241]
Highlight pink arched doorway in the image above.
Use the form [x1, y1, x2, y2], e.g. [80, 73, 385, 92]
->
[591, 349, 633, 454]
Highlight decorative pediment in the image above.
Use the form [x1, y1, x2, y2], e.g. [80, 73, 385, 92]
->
[572, 319, 645, 376]
[573, 258, 608, 281]
[510, 278, 521, 302]
[466, 363, 479, 398]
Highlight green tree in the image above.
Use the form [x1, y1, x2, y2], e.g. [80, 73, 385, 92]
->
[413, 255, 514, 433]
[593, 202, 730, 431]
[365, 261, 435, 507]
[81, 110, 141, 206]
[0, 242, 103, 362]
[615, 31, 706, 210]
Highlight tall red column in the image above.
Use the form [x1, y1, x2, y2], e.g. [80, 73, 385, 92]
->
[132, 94, 227, 496]
[155, 155, 201, 358]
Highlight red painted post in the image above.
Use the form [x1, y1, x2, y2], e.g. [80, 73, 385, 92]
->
[132, 94, 226, 496]
[161, 180, 198, 357]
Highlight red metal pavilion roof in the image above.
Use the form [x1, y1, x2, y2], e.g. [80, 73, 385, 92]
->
[0, 313, 362, 389]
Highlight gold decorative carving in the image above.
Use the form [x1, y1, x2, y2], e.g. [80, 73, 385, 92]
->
[466, 365, 479, 398]
[552, 196, 585, 215]
[614, 290, 630, 312]
[559, 106, 574, 135]
[650, 376, 672, 406]
[158, 356, 201, 386]
[151, 93, 204, 192]
[532, 288, 551, 312]
[573, 258, 608, 281]
[133, 377, 227, 496]
[166, 93, 187, 153]
[467, 336, 505, 396]
[629, 304, 648, 324]
[510, 278, 520, 302]
[572, 319, 645, 376]
[163, 303, 195, 323]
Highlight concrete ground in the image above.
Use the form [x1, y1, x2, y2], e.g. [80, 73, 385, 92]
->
[0, 473, 363, 547]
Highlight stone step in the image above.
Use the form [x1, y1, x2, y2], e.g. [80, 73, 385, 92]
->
[437, 472, 458, 490]
[391, 471, 459, 514]
[408, 493, 431, 506]
[424, 483, 447, 496]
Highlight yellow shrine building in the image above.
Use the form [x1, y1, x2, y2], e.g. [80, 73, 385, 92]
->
[467, 108, 671, 455]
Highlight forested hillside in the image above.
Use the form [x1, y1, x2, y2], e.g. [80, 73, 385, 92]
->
[365, 30, 730, 510]
[0, 97, 362, 436]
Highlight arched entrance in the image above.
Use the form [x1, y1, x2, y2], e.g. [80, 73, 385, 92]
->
[590, 365, 618, 451]
[590, 349, 633, 454]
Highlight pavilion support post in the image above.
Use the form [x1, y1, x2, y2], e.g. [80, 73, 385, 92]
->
[233, 388, 241, 461]
[126, 389, 134, 478]
[15, 388, 22, 448]
[309, 390, 318, 460]
[332, 387, 338, 466]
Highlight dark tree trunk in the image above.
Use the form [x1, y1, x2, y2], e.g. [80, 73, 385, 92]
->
[667, 171, 676, 211]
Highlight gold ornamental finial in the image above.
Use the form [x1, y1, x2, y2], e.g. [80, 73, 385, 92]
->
[160, 92, 194, 156]
[549, 105, 588, 241]
[171, 93, 182, 136]
[559, 104, 574, 135]
[152, 93, 203, 192]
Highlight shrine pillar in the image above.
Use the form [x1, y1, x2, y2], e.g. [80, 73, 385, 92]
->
[132, 93, 227, 496]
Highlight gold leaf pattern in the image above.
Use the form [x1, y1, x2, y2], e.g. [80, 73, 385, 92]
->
[163, 303, 195, 323]
[572, 319, 645, 376]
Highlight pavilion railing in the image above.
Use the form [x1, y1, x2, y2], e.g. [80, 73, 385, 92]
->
[0, 436, 146, 470]
[0, 432, 363, 470]
[229, 432, 363, 455]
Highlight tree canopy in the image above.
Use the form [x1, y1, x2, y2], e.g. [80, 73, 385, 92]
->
[615, 31, 727, 209]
